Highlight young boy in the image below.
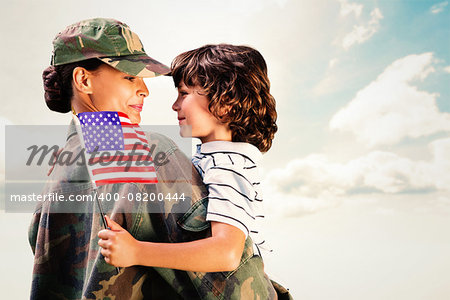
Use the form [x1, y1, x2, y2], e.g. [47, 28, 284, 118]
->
[98, 44, 278, 284]
[171, 44, 277, 259]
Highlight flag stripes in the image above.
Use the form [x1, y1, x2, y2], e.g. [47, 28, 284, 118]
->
[76, 111, 158, 187]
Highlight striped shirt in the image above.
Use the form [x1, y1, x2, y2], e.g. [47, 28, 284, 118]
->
[192, 141, 270, 256]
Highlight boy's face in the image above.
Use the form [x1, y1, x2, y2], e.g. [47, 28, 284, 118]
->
[172, 82, 232, 143]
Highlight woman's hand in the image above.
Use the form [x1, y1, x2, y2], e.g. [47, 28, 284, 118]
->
[98, 215, 139, 267]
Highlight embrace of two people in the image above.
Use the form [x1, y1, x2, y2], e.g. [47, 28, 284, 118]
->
[29, 18, 292, 300]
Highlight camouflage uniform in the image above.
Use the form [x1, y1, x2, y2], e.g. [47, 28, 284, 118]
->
[30, 18, 292, 299]
[29, 122, 292, 299]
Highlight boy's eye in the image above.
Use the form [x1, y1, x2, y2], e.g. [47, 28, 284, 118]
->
[124, 76, 136, 81]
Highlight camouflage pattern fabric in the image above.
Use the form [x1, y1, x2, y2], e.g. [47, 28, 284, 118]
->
[29, 121, 293, 299]
[51, 18, 170, 77]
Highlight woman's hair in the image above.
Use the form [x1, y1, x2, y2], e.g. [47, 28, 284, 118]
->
[171, 44, 278, 153]
[42, 58, 103, 113]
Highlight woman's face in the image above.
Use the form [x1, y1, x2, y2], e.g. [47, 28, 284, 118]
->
[88, 64, 149, 124]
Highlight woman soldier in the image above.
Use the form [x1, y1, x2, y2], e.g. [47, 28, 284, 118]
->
[29, 18, 291, 299]
[28, 18, 204, 299]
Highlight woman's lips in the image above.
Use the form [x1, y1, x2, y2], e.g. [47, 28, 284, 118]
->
[129, 104, 143, 112]
[178, 117, 186, 124]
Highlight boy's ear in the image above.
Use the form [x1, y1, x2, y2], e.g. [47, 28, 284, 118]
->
[217, 105, 232, 121]
[72, 67, 93, 94]
[219, 105, 231, 120]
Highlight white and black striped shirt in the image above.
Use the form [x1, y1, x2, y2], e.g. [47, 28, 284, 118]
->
[192, 141, 270, 256]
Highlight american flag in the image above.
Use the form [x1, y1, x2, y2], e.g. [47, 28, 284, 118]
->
[75, 111, 158, 187]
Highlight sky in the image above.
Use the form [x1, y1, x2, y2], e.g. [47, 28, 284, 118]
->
[1, 0, 450, 299]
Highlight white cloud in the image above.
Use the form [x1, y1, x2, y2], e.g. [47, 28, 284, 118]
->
[444, 65, 450, 73]
[0, 117, 13, 181]
[263, 190, 340, 218]
[329, 53, 450, 147]
[430, 1, 448, 14]
[311, 58, 340, 96]
[312, 74, 338, 96]
[373, 207, 396, 216]
[342, 7, 383, 50]
[226, 0, 289, 15]
[338, 0, 363, 17]
[427, 137, 450, 190]
[264, 137, 450, 201]
[328, 58, 339, 68]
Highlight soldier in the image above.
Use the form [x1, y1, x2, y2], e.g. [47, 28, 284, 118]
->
[29, 18, 292, 299]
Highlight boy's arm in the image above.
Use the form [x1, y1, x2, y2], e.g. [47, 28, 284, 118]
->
[98, 216, 246, 272]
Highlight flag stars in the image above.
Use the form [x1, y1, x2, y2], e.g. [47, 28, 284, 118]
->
[79, 112, 131, 153]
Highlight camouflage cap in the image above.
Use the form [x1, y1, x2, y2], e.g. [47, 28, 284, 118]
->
[51, 18, 170, 77]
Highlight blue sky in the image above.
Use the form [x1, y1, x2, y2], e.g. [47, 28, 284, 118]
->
[0, 0, 449, 298]
[273, 0, 449, 154]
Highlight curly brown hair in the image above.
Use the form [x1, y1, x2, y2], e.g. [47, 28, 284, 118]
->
[171, 44, 277, 153]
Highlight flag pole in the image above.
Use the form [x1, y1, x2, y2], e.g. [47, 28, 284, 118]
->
[72, 114, 120, 274]
[92, 189, 108, 229]
[93, 189, 120, 274]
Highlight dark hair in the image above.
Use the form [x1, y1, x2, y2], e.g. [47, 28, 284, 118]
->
[42, 58, 103, 113]
[171, 44, 277, 153]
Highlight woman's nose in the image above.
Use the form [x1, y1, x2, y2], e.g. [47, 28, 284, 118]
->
[137, 78, 149, 97]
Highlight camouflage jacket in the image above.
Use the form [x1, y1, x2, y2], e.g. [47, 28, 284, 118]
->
[28, 121, 292, 299]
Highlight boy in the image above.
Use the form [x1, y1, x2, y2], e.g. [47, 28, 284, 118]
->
[99, 44, 286, 299]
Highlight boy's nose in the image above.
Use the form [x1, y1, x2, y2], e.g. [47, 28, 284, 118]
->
[172, 98, 179, 111]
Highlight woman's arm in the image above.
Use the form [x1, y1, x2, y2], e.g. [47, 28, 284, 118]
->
[98, 216, 246, 272]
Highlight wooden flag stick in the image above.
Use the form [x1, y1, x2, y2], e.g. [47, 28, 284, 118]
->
[93, 189, 120, 275]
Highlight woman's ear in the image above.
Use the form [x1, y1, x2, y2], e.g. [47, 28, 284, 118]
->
[72, 67, 93, 94]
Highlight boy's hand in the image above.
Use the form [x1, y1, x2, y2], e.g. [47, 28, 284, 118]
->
[98, 215, 138, 267]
